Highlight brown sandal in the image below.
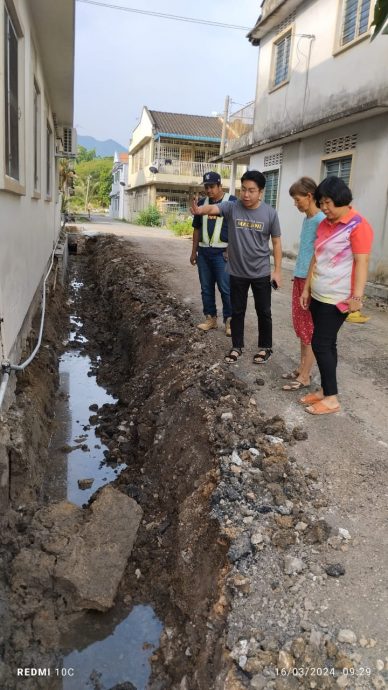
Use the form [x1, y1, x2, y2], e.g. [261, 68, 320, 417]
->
[224, 348, 242, 363]
[281, 369, 299, 380]
[282, 379, 310, 391]
[298, 392, 323, 405]
[305, 400, 340, 415]
[253, 348, 272, 364]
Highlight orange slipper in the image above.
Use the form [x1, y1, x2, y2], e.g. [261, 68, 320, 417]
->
[298, 392, 323, 405]
[305, 400, 340, 415]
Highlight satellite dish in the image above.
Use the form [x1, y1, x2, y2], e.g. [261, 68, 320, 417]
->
[149, 166, 158, 174]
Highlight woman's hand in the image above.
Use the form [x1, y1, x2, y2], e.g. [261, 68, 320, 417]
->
[346, 296, 363, 313]
[300, 289, 311, 310]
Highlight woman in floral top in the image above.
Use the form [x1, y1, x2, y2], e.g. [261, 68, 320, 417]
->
[300, 176, 373, 415]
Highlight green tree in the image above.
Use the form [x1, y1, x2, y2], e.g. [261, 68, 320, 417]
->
[58, 158, 75, 212]
[71, 157, 113, 210]
[76, 145, 97, 163]
[371, 0, 388, 39]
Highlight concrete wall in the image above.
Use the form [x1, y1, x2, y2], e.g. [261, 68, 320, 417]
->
[254, 0, 388, 143]
[250, 114, 388, 279]
[0, 0, 67, 360]
[110, 162, 128, 219]
[129, 107, 153, 155]
[247, 0, 388, 281]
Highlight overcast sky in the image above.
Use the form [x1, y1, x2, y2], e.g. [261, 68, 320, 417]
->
[74, 0, 260, 147]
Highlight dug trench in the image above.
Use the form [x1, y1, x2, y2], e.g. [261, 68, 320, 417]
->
[1, 235, 386, 690]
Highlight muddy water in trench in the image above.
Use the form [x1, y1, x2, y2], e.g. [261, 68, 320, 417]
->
[45, 266, 163, 690]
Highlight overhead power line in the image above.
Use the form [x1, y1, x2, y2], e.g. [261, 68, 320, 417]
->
[76, 0, 251, 31]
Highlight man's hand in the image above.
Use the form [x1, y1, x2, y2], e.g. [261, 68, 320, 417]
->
[271, 271, 282, 289]
[190, 251, 197, 266]
[190, 197, 202, 216]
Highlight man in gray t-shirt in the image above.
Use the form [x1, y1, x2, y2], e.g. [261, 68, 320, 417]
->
[191, 170, 282, 364]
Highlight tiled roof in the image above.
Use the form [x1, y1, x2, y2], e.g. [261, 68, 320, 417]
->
[118, 152, 129, 163]
[148, 110, 223, 140]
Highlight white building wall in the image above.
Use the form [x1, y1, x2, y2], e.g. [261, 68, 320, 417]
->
[248, 0, 388, 281]
[254, 0, 388, 143]
[129, 108, 153, 156]
[0, 0, 71, 359]
[250, 115, 388, 278]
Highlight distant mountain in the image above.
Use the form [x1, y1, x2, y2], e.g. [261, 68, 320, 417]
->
[78, 135, 127, 157]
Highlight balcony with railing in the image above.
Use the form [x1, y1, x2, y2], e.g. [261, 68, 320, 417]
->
[128, 159, 246, 188]
[225, 101, 255, 154]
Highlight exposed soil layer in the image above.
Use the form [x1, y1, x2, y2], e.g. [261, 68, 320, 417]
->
[1, 235, 387, 690]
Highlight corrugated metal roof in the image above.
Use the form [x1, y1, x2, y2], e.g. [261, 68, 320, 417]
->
[148, 110, 223, 140]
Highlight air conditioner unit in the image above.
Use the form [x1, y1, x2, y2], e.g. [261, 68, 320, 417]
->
[56, 126, 77, 158]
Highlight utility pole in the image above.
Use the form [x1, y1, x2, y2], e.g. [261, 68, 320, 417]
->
[85, 174, 91, 212]
[219, 95, 230, 156]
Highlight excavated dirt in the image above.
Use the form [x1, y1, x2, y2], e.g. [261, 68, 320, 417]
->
[1, 234, 387, 690]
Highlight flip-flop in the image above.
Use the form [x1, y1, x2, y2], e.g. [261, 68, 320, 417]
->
[281, 369, 300, 380]
[282, 380, 310, 391]
[298, 392, 323, 405]
[305, 400, 340, 415]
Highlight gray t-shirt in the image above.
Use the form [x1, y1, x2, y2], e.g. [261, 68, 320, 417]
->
[218, 200, 281, 279]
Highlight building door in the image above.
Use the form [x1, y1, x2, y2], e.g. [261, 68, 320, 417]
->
[180, 147, 192, 176]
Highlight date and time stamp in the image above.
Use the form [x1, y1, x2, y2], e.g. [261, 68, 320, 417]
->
[16, 665, 373, 679]
[275, 666, 372, 678]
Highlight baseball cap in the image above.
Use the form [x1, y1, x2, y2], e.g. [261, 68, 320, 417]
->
[203, 171, 221, 185]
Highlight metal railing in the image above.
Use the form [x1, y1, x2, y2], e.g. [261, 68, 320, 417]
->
[150, 160, 234, 178]
[225, 101, 255, 153]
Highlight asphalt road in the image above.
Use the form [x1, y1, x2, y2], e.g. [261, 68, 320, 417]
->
[84, 218, 388, 653]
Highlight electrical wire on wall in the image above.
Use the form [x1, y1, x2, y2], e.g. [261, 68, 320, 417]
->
[281, 34, 315, 131]
[0, 240, 60, 411]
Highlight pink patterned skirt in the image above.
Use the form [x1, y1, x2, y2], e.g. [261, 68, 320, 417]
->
[292, 277, 314, 345]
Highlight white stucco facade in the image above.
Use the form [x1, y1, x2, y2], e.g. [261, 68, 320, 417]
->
[227, 0, 388, 282]
[0, 0, 75, 359]
[109, 152, 129, 219]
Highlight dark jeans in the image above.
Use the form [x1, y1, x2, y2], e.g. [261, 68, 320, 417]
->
[230, 274, 272, 349]
[310, 298, 347, 396]
[197, 251, 232, 321]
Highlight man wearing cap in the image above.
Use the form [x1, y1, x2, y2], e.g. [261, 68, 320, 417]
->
[191, 170, 282, 364]
[190, 172, 236, 335]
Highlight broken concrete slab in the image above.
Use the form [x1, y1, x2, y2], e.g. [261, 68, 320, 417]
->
[55, 486, 142, 611]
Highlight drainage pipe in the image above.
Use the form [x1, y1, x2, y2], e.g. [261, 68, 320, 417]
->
[0, 240, 59, 411]
[0, 371, 10, 410]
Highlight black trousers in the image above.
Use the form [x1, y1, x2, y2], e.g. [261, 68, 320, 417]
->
[310, 298, 347, 396]
[230, 274, 272, 349]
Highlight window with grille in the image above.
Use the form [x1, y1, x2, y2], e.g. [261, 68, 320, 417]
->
[4, 5, 19, 180]
[156, 188, 190, 214]
[46, 122, 52, 197]
[159, 145, 180, 161]
[264, 170, 279, 208]
[33, 80, 41, 192]
[341, 0, 371, 46]
[273, 31, 291, 87]
[194, 149, 206, 162]
[323, 156, 352, 185]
